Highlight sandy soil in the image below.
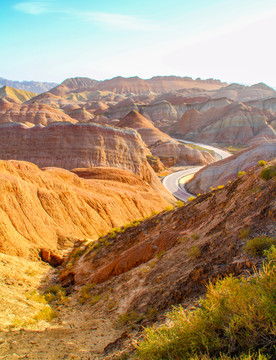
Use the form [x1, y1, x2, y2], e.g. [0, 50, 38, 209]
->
[0, 253, 125, 360]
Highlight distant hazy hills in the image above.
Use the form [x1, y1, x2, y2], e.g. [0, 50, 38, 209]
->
[0, 77, 57, 94]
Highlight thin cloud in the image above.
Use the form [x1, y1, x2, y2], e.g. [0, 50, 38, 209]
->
[13, 1, 157, 31]
[75, 11, 157, 31]
[13, 1, 51, 15]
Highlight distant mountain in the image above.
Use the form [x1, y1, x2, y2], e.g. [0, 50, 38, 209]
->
[0, 77, 58, 94]
[0, 85, 37, 102]
[49, 76, 226, 97]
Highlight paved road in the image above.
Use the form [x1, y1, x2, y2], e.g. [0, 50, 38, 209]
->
[162, 140, 231, 201]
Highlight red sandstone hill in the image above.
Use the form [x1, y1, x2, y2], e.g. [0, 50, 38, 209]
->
[117, 110, 171, 145]
[186, 139, 276, 194]
[0, 161, 170, 260]
[118, 110, 217, 167]
[170, 102, 276, 145]
[0, 98, 76, 126]
[0, 122, 175, 203]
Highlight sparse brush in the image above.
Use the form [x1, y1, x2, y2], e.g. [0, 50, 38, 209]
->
[26, 290, 47, 304]
[44, 285, 67, 303]
[165, 205, 174, 211]
[239, 227, 250, 239]
[187, 246, 201, 259]
[136, 262, 276, 359]
[260, 166, 276, 181]
[258, 160, 267, 167]
[33, 305, 57, 322]
[244, 236, 275, 256]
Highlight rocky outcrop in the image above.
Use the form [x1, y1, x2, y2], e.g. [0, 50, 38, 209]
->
[0, 122, 175, 202]
[65, 108, 94, 122]
[246, 97, 276, 113]
[141, 101, 178, 126]
[0, 99, 76, 125]
[117, 110, 171, 146]
[150, 140, 217, 167]
[186, 140, 276, 194]
[170, 102, 276, 145]
[107, 98, 138, 119]
[0, 161, 170, 260]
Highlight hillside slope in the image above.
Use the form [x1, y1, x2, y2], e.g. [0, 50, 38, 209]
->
[59, 161, 276, 314]
[0, 85, 37, 102]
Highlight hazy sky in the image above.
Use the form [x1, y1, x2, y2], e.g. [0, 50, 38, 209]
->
[1, 0, 276, 87]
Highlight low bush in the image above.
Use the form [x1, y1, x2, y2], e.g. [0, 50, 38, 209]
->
[238, 170, 246, 177]
[244, 235, 275, 256]
[136, 262, 276, 359]
[258, 160, 267, 167]
[260, 166, 276, 181]
[44, 285, 67, 303]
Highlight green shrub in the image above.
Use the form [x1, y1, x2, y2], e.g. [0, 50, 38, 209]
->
[244, 236, 275, 256]
[176, 200, 184, 207]
[187, 246, 201, 259]
[191, 233, 199, 240]
[264, 245, 276, 262]
[136, 263, 276, 359]
[258, 160, 267, 167]
[187, 196, 195, 201]
[260, 166, 276, 181]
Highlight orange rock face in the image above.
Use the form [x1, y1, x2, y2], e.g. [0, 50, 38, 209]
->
[0, 161, 170, 260]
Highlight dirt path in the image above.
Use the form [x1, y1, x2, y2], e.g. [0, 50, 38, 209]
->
[0, 254, 124, 360]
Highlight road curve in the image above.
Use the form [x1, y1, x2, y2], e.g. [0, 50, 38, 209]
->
[162, 140, 231, 201]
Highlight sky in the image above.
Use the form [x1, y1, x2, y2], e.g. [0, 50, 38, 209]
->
[1, 0, 276, 87]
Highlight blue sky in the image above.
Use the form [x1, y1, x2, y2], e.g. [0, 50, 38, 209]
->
[1, 0, 276, 87]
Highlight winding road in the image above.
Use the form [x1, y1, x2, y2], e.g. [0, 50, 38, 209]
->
[162, 139, 231, 201]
